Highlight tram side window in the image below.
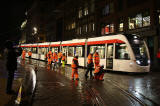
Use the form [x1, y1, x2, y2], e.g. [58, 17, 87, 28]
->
[32, 47, 37, 53]
[51, 47, 58, 53]
[68, 47, 74, 56]
[115, 43, 130, 60]
[62, 47, 67, 55]
[90, 45, 105, 59]
[75, 46, 84, 57]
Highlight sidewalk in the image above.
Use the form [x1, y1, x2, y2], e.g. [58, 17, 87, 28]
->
[0, 59, 24, 106]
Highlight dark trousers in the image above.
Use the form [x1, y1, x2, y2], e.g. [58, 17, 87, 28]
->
[6, 71, 15, 92]
[85, 67, 93, 77]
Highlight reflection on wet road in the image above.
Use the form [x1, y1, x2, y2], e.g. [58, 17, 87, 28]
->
[23, 59, 160, 106]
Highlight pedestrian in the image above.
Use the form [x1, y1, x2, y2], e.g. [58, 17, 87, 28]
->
[58, 51, 63, 66]
[22, 49, 26, 60]
[5, 41, 22, 94]
[52, 52, 58, 68]
[71, 55, 79, 80]
[93, 50, 100, 68]
[85, 53, 94, 79]
[62, 53, 66, 68]
[156, 49, 160, 66]
[28, 51, 32, 59]
[47, 54, 52, 70]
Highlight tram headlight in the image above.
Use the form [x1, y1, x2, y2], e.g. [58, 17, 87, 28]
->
[136, 60, 141, 65]
[148, 60, 151, 64]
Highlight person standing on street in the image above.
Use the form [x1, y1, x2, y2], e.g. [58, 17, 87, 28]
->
[71, 55, 79, 80]
[58, 51, 63, 66]
[85, 53, 94, 79]
[62, 53, 66, 68]
[52, 52, 58, 68]
[22, 49, 26, 60]
[5, 41, 22, 94]
[28, 51, 32, 59]
[93, 50, 100, 68]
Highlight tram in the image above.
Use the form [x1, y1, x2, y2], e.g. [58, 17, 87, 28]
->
[20, 34, 150, 72]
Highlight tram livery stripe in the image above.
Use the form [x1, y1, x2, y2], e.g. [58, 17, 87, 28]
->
[61, 42, 85, 46]
[87, 39, 124, 45]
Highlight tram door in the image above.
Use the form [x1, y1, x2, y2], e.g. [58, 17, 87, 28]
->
[106, 44, 113, 69]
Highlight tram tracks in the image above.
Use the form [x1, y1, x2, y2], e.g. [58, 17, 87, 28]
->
[106, 79, 158, 106]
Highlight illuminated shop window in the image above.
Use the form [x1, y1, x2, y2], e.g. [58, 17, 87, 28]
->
[78, 9, 83, 18]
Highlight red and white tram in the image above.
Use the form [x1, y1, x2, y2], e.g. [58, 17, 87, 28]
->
[20, 34, 150, 72]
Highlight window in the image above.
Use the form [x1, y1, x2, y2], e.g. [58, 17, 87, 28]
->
[90, 45, 105, 59]
[32, 47, 37, 53]
[71, 22, 76, 29]
[129, 11, 150, 29]
[159, 14, 160, 24]
[51, 47, 58, 53]
[86, 25, 88, 32]
[68, 47, 74, 56]
[80, 27, 82, 34]
[143, 11, 150, 26]
[76, 46, 83, 57]
[119, 22, 124, 32]
[62, 47, 67, 56]
[84, 7, 88, 16]
[115, 43, 130, 59]
[102, 23, 114, 35]
[78, 9, 83, 18]
[92, 23, 95, 31]
[129, 17, 136, 29]
[102, 2, 114, 16]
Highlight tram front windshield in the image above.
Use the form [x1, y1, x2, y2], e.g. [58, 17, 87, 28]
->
[126, 34, 149, 66]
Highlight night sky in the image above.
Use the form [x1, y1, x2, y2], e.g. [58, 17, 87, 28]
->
[0, 0, 32, 48]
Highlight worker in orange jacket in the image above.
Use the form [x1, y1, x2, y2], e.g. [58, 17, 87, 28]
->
[94, 65, 104, 81]
[62, 53, 66, 68]
[28, 51, 32, 59]
[58, 51, 63, 66]
[85, 53, 94, 79]
[22, 50, 26, 60]
[52, 52, 58, 68]
[71, 55, 79, 80]
[47, 54, 52, 70]
[93, 50, 100, 68]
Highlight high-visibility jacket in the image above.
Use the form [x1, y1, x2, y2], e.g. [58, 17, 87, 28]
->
[58, 52, 63, 59]
[71, 57, 78, 69]
[157, 51, 160, 58]
[93, 52, 100, 64]
[62, 55, 66, 61]
[94, 65, 100, 74]
[47, 51, 52, 58]
[52, 52, 58, 62]
[87, 54, 93, 64]
[28, 51, 32, 56]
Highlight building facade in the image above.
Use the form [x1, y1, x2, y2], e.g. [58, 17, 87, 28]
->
[23, 0, 160, 69]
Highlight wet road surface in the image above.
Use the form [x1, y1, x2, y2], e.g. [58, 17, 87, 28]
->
[23, 59, 160, 106]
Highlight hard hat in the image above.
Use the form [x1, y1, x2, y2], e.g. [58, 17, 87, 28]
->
[96, 50, 98, 52]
